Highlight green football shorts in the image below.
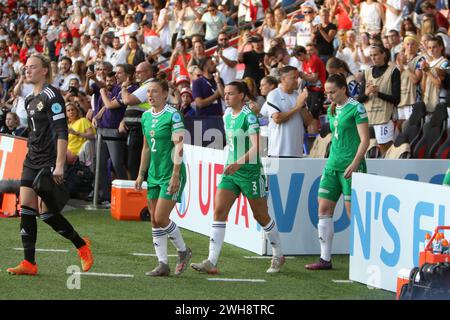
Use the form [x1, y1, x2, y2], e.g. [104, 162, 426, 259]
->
[147, 175, 186, 203]
[318, 165, 367, 203]
[218, 174, 268, 199]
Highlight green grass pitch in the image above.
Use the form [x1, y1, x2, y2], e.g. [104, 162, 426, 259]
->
[0, 209, 395, 300]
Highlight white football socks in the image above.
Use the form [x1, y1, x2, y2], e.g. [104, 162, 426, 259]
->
[152, 228, 168, 264]
[318, 216, 334, 262]
[263, 218, 283, 258]
[163, 220, 186, 252]
[207, 221, 226, 266]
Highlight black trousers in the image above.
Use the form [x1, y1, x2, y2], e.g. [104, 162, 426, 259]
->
[127, 127, 143, 180]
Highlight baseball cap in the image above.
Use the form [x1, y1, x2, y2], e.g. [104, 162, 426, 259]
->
[180, 87, 193, 99]
[175, 75, 190, 86]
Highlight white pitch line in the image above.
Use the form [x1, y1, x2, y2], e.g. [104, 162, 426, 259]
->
[332, 280, 353, 283]
[243, 256, 295, 260]
[207, 278, 266, 283]
[131, 253, 178, 257]
[74, 272, 134, 278]
[13, 248, 69, 253]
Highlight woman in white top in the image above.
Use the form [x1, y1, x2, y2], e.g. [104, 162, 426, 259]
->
[359, 0, 384, 34]
[261, 9, 278, 53]
[336, 30, 361, 75]
[153, 0, 171, 53]
[275, 8, 297, 52]
[357, 32, 373, 71]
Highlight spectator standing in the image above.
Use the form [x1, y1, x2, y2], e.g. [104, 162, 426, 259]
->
[294, 45, 327, 134]
[311, 7, 337, 64]
[359, 0, 384, 34]
[105, 37, 128, 68]
[263, 66, 312, 158]
[201, 3, 227, 46]
[239, 34, 266, 89]
[215, 32, 238, 85]
[192, 56, 225, 147]
[178, 0, 205, 39]
[294, 3, 319, 48]
[387, 30, 403, 63]
[52, 56, 80, 94]
[192, 56, 224, 117]
[169, 38, 191, 80]
[119, 61, 154, 180]
[261, 9, 278, 53]
[383, 0, 404, 34]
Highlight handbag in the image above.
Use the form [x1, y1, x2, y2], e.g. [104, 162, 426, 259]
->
[32, 168, 70, 213]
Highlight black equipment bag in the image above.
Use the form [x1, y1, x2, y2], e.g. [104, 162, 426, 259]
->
[399, 263, 450, 300]
[64, 161, 94, 200]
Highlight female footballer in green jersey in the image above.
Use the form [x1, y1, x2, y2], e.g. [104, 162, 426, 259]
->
[191, 81, 285, 274]
[306, 74, 370, 270]
[135, 79, 191, 277]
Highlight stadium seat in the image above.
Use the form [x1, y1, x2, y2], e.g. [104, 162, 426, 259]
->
[308, 123, 331, 158]
[412, 103, 449, 159]
[436, 125, 450, 159]
[402, 101, 427, 152]
[384, 134, 411, 159]
[366, 126, 380, 158]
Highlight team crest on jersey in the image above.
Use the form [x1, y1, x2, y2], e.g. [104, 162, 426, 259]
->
[36, 102, 44, 111]
[51, 103, 62, 114]
[172, 112, 181, 122]
[247, 114, 257, 124]
[150, 130, 155, 137]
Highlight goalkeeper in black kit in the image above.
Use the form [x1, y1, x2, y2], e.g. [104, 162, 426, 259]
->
[7, 54, 93, 276]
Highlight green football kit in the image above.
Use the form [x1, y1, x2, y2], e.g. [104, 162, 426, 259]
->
[141, 105, 186, 202]
[218, 106, 267, 199]
[318, 98, 368, 202]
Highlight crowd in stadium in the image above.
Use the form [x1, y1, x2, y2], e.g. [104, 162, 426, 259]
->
[0, 0, 449, 204]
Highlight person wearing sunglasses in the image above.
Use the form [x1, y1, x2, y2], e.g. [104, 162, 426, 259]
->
[294, 3, 320, 48]
[201, 3, 227, 46]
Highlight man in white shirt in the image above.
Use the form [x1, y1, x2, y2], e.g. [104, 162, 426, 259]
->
[105, 37, 128, 68]
[52, 56, 81, 94]
[262, 66, 312, 157]
[215, 32, 238, 85]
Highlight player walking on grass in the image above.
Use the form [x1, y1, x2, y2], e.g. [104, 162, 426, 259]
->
[305, 73, 369, 271]
[7, 54, 93, 276]
[191, 81, 285, 274]
[135, 79, 192, 277]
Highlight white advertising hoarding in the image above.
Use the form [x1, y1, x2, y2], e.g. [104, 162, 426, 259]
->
[349, 173, 450, 292]
[172, 145, 449, 260]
